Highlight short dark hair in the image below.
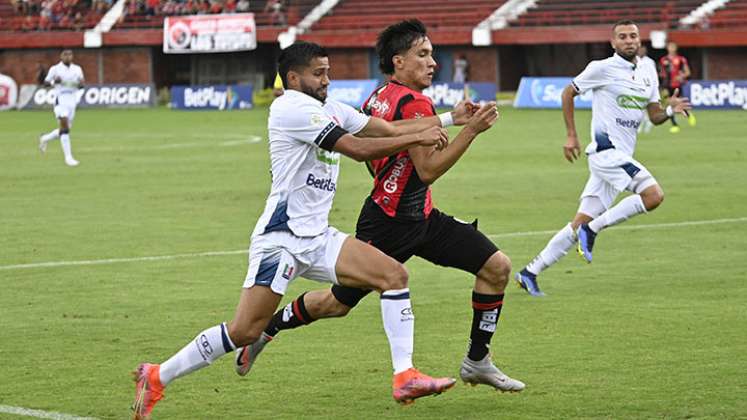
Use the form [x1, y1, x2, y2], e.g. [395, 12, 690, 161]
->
[376, 19, 428, 75]
[277, 41, 328, 88]
[612, 19, 637, 32]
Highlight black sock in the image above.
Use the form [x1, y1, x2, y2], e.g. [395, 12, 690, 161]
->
[467, 291, 504, 361]
[264, 292, 315, 337]
[671, 115, 678, 126]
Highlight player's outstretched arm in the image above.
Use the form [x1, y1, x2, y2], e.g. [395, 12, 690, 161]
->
[647, 88, 692, 125]
[409, 102, 497, 185]
[562, 84, 581, 163]
[332, 126, 448, 162]
[357, 99, 476, 138]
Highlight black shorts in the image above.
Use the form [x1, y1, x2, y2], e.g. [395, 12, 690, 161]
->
[331, 198, 499, 307]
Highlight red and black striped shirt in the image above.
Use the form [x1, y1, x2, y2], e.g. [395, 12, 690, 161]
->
[361, 79, 435, 221]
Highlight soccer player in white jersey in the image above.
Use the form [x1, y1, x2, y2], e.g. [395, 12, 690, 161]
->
[514, 20, 692, 297]
[39, 49, 84, 167]
[131, 41, 473, 418]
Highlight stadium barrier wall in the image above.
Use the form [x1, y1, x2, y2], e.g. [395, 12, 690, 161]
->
[326, 80, 499, 109]
[170, 85, 253, 110]
[328, 79, 379, 108]
[17, 83, 155, 109]
[683, 80, 747, 110]
[513, 77, 592, 109]
[0, 73, 18, 111]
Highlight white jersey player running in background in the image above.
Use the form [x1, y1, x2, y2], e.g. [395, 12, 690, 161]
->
[39, 49, 84, 167]
[131, 41, 459, 419]
[514, 20, 692, 297]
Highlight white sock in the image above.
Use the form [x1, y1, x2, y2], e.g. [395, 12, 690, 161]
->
[41, 129, 59, 142]
[526, 223, 576, 275]
[380, 288, 414, 374]
[60, 134, 74, 160]
[159, 322, 235, 386]
[589, 194, 647, 233]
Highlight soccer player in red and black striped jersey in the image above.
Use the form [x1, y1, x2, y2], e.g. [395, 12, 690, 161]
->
[659, 42, 696, 132]
[242, 19, 526, 396]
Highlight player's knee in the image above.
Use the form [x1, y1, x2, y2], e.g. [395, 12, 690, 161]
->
[643, 185, 664, 211]
[226, 321, 262, 348]
[381, 263, 409, 291]
[480, 252, 511, 288]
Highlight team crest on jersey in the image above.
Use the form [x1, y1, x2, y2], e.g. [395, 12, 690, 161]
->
[413, 112, 424, 119]
[310, 114, 324, 126]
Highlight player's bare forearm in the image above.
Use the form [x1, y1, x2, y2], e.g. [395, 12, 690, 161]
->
[390, 116, 443, 135]
[562, 85, 578, 137]
[358, 116, 441, 138]
[647, 104, 670, 125]
[409, 126, 477, 184]
[335, 127, 446, 162]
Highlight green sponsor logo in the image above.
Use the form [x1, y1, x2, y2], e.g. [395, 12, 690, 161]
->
[616, 94, 649, 110]
[316, 149, 339, 165]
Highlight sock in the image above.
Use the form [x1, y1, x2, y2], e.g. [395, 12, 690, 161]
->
[526, 223, 576, 275]
[588, 194, 647, 233]
[671, 115, 678, 126]
[41, 129, 59, 142]
[159, 322, 235, 386]
[264, 292, 315, 337]
[467, 292, 504, 361]
[60, 134, 73, 160]
[380, 288, 414, 374]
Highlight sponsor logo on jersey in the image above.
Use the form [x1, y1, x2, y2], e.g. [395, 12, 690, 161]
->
[615, 118, 641, 129]
[383, 156, 409, 194]
[316, 148, 340, 165]
[367, 96, 390, 116]
[306, 173, 336, 192]
[616, 94, 648, 110]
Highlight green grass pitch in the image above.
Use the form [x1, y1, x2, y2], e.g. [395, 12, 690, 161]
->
[1, 106, 746, 419]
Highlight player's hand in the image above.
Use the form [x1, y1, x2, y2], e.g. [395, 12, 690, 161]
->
[668, 88, 692, 116]
[416, 126, 449, 150]
[451, 99, 479, 125]
[563, 135, 581, 163]
[53, 76, 62, 84]
[465, 102, 499, 134]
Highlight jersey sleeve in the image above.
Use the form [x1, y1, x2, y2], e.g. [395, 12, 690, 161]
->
[332, 101, 370, 134]
[77, 66, 85, 82]
[648, 68, 661, 104]
[400, 97, 435, 120]
[572, 61, 607, 94]
[285, 101, 348, 152]
[44, 66, 55, 84]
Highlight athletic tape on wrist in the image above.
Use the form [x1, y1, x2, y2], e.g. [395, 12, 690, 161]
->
[438, 112, 454, 128]
[665, 105, 674, 117]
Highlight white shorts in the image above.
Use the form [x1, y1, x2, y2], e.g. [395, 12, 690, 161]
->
[580, 149, 658, 209]
[243, 227, 348, 295]
[54, 103, 76, 122]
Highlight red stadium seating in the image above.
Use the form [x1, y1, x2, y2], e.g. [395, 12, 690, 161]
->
[511, 0, 703, 28]
[706, 0, 747, 28]
[114, 0, 320, 30]
[309, 0, 504, 32]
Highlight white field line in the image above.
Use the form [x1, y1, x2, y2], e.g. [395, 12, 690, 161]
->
[0, 404, 98, 420]
[1, 216, 745, 272]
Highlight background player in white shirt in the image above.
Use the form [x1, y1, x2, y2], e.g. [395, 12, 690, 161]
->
[515, 20, 692, 297]
[39, 49, 84, 167]
[131, 41, 476, 418]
